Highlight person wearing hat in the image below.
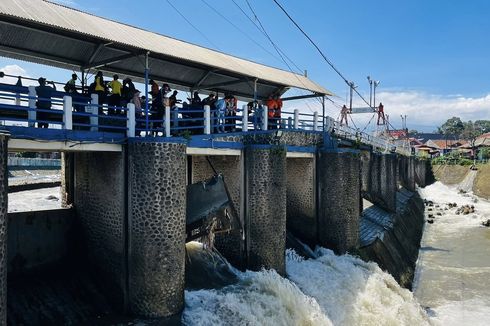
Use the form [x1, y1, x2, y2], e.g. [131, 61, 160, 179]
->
[35, 77, 56, 128]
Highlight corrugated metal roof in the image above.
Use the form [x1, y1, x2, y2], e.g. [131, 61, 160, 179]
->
[0, 0, 332, 96]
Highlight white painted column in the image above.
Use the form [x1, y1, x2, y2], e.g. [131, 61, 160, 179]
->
[313, 111, 318, 131]
[204, 105, 211, 135]
[165, 105, 171, 137]
[90, 94, 99, 132]
[294, 109, 299, 129]
[262, 104, 268, 131]
[127, 103, 136, 138]
[63, 95, 73, 130]
[242, 104, 248, 132]
[28, 86, 36, 128]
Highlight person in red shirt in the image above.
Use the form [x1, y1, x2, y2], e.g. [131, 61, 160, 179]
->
[266, 95, 277, 129]
[377, 102, 385, 125]
[274, 94, 283, 129]
[340, 104, 349, 126]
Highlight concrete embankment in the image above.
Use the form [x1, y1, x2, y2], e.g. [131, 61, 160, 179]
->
[359, 189, 425, 289]
[433, 163, 490, 199]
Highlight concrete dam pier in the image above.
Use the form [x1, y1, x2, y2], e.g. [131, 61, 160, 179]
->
[0, 130, 435, 322]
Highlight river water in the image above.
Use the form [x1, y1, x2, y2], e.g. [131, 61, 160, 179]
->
[182, 172, 490, 325]
[414, 172, 490, 325]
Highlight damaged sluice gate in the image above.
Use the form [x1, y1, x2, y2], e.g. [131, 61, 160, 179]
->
[186, 158, 241, 243]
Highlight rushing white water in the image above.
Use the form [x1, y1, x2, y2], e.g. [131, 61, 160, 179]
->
[183, 242, 430, 325]
[415, 179, 490, 326]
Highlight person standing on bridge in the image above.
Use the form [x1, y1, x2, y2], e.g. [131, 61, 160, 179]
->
[274, 94, 283, 129]
[94, 71, 106, 114]
[35, 77, 56, 128]
[340, 104, 349, 126]
[377, 102, 385, 125]
[107, 74, 123, 115]
[214, 96, 229, 133]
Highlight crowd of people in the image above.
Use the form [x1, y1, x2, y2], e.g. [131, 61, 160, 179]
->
[28, 71, 284, 134]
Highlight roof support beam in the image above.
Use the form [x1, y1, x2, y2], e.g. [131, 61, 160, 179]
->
[82, 51, 145, 70]
[200, 78, 250, 90]
[86, 43, 111, 65]
[193, 70, 216, 89]
[0, 44, 83, 67]
[281, 93, 324, 101]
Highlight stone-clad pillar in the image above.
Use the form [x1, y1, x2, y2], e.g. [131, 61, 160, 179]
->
[379, 154, 397, 212]
[245, 145, 286, 275]
[317, 151, 360, 254]
[128, 141, 186, 318]
[398, 155, 416, 192]
[0, 132, 8, 325]
[61, 152, 74, 208]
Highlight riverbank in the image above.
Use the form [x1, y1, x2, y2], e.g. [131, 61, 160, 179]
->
[432, 163, 490, 199]
[414, 179, 490, 325]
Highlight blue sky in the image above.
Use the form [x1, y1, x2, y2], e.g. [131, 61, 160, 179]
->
[1, 0, 490, 131]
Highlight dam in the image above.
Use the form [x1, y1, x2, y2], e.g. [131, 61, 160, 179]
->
[0, 1, 434, 324]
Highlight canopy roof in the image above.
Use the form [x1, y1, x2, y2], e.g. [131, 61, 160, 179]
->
[0, 0, 333, 100]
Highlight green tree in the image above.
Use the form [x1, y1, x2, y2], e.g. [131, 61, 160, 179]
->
[438, 117, 465, 136]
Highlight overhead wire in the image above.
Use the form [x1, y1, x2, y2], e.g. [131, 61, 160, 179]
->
[271, 0, 397, 136]
[165, 0, 221, 50]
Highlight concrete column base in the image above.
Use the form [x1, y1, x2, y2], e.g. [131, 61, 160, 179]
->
[128, 141, 186, 317]
[245, 145, 286, 275]
[317, 151, 360, 254]
[0, 133, 8, 324]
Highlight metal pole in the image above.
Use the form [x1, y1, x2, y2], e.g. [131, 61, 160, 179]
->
[349, 82, 354, 111]
[322, 95, 325, 132]
[145, 51, 150, 135]
[253, 78, 258, 102]
[81, 69, 85, 94]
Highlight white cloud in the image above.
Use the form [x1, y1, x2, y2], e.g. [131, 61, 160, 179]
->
[0, 64, 35, 86]
[284, 89, 490, 133]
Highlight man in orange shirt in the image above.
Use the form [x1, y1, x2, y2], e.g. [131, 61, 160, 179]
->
[266, 95, 277, 129]
[274, 94, 283, 129]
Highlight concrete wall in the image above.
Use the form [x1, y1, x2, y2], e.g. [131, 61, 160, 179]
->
[73, 151, 127, 310]
[398, 156, 416, 191]
[360, 190, 425, 288]
[8, 209, 74, 274]
[361, 153, 397, 212]
[317, 151, 360, 254]
[415, 158, 435, 187]
[190, 155, 244, 269]
[0, 133, 7, 324]
[286, 158, 316, 245]
[127, 141, 186, 318]
[245, 146, 287, 275]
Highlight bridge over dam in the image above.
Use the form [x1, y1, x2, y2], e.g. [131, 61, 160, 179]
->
[0, 1, 435, 323]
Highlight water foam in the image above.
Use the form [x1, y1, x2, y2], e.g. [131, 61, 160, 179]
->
[415, 180, 490, 325]
[183, 243, 430, 325]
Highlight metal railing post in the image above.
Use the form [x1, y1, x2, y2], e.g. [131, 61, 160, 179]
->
[28, 86, 36, 127]
[294, 109, 299, 129]
[90, 94, 99, 132]
[63, 95, 73, 130]
[313, 111, 318, 131]
[242, 104, 248, 132]
[165, 105, 171, 137]
[262, 105, 268, 131]
[204, 105, 211, 135]
[127, 103, 136, 138]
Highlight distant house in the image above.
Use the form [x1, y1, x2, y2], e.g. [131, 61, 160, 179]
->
[425, 139, 466, 156]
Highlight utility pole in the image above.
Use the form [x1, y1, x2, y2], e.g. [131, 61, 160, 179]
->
[367, 76, 373, 107]
[373, 80, 380, 107]
[349, 81, 357, 111]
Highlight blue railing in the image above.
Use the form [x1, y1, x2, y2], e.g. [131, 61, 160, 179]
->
[0, 83, 407, 153]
